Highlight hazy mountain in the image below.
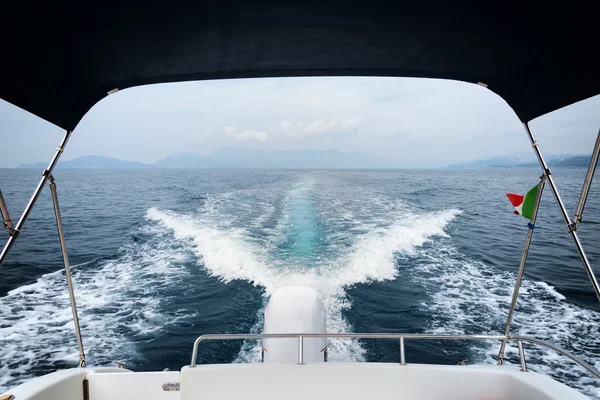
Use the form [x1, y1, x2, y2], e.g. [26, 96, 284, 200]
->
[446, 154, 589, 169]
[154, 152, 210, 168]
[19, 149, 391, 169]
[514, 155, 595, 169]
[19, 155, 151, 169]
[445, 156, 531, 169]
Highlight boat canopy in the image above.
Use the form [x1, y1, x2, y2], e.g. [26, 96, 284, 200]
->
[1, 1, 598, 131]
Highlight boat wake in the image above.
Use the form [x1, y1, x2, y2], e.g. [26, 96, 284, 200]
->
[146, 180, 600, 397]
[0, 224, 193, 390]
[405, 241, 600, 398]
[2, 176, 599, 399]
[146, 189, 460, 362]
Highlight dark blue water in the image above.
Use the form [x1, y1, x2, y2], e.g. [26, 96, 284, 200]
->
[1, 168, 599, 397]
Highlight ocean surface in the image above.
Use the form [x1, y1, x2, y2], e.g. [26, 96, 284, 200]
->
[1, 168, 599, 397]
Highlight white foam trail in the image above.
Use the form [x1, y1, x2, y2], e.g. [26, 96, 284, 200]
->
[410, 244, 600, 398]
[146, 206, 461, 362]
[0, 226, 192, 391]
[147, 207, 459, 292]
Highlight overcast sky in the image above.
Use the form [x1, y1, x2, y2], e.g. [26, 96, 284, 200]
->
[2, 77, 599, 168]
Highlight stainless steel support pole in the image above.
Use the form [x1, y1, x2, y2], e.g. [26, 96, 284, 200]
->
[48, 175, 86, 367]
[517, 340, 528, 372]
[400, 336, 406, 365]
[573, 127, 600, 230]
[498, 175, 545, 364]
[0, 189, 14, 235]
[523, 122, 600, 303]
[0, 130, 73, 267]
[297, 335, 304, 365]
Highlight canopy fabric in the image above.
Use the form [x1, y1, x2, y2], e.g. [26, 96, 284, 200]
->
[2, 2, 597, 131]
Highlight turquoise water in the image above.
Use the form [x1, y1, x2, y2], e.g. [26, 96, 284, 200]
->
[283, 183, 322, 260]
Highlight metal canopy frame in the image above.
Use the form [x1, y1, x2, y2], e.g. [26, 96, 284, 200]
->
[522, 123, 600, 303]
[574, 128, 600, 231]
[48, 174, 86, 367]
[0, 100, 599, 377]
[0, 129, 86, 366]
[495, 123, 600, 366]
[0, 189, 15, 235]
[0, 130, 73, 265]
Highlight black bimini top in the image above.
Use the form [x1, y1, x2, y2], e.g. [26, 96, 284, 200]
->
[1, 2, 598, 131]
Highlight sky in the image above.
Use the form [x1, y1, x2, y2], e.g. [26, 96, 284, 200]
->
[1, 77, 599, 168]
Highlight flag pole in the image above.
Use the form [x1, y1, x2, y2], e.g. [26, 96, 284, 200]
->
[497, 174, 546, 365]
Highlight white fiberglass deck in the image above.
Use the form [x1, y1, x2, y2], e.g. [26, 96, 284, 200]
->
[3, 363, 590, 400]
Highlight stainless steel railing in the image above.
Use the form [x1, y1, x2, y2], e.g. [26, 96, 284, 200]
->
[190, 332, 600, 379]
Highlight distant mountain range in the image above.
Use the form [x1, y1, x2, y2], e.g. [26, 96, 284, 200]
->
[19, 148, 391, 169]
[445, 154, 594, 169]
[20, 150, 595, 170]
[514, 155, 595, 169]
[19, 155, 149, 169]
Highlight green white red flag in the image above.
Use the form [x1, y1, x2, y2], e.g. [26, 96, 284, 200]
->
[506, 185, 539, 219]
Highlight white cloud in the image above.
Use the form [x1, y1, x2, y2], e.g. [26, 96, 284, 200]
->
[304, 116, 363, 135]
[224, 125, 237, 135]
[275, 119, 306, 134]
[271, 116, 364, 137]
[205, 124, 269, 141]
[235, 129, 268, 141]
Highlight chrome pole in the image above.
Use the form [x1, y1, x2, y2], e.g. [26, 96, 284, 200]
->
[573, 127, 600, 230]
[399, 336, 406, 365]
[517, 340, 528, 372]
[297, 335, 304, 365]
[0, 130, 73, 267]
[48, 174, 86, 367]
[523, 122, 600, 303]
[0, 189, 15, 235]
[498, 175, 545, 364]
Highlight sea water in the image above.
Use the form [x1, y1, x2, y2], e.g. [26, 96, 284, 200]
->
[0, 168, 599, 397]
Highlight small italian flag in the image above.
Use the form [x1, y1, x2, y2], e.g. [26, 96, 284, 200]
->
[506, 185, 539, 219]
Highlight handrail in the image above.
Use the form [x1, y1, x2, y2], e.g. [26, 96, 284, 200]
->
[189, 332, 600, 380]
[518, 336, 600, 379]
